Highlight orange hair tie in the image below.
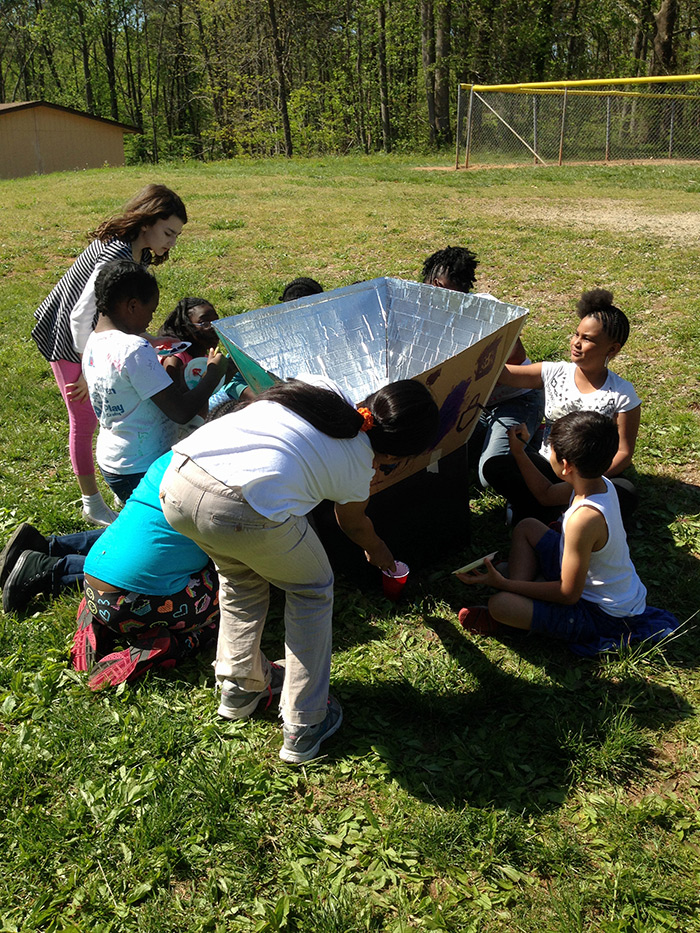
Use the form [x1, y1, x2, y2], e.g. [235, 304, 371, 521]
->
[357, 406, 375, 431]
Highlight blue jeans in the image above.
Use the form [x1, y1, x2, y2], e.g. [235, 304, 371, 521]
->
[48, 529, 104, 589]
[100, 468, 146, 504]
[469, 388, 544, 487]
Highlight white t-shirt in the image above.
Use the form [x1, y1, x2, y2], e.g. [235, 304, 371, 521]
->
[83, 330, 178, 475]
[540, 361, 641, 458]
[561, 477, 646, 617]
[174, 376, 375, 522]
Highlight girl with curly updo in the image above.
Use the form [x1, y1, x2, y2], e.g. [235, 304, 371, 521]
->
[483, 288, 641, 527]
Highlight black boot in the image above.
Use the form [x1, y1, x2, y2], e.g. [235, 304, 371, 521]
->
[0, 524, 49, 588]
[2, 550, 60, 613]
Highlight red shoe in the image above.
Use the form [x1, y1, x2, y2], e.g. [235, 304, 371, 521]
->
[458, 606, 504, 635]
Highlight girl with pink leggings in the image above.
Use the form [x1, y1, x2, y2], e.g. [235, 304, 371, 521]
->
[31, 184, 187, 526]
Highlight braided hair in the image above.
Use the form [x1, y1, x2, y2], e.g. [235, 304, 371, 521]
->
[158, 297, 215, 349]
[422, 246, 479, 293]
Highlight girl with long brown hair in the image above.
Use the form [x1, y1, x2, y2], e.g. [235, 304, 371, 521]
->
[31, 184, 187, 525]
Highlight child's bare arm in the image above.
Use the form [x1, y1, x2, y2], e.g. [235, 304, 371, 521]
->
[506, 337, 527, 365]
[335, 500, 395, 572]
[507, 426, 570, 507]
[458, 558, 574, 603]
[151, 349, 226, 424]
[496, 360, 544, 388]
[161, 355, 186, 389]
[607, 406, 640, 476]
[458, 508, 604, 605]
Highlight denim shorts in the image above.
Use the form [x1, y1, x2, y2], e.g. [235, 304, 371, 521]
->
[529, 529, 627, 643]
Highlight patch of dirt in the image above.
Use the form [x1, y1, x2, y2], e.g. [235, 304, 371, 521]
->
[627, 739, 700, 802]
[481, 199, 700, 244]
[415, 159, 700, 243]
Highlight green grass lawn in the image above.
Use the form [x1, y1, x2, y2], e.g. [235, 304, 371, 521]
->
[1, 155, 699, 932]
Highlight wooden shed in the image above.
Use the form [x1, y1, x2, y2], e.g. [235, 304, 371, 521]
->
[0, 101, 138, 180]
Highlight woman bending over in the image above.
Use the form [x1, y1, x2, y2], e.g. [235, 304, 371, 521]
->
[160, 376, 439, 763]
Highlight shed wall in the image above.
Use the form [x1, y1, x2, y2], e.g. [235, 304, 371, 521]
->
[0, 107, 126, 179]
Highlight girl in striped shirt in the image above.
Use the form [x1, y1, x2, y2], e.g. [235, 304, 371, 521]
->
[31, 184, 187, 526]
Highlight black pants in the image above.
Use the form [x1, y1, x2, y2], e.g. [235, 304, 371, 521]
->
[482, 451, 638, 529]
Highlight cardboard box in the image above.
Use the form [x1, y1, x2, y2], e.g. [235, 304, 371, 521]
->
[214, 277, 528, 494]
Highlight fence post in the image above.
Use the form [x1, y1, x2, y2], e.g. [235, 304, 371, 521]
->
[464, 86, 475, 169]
[455, 84, 463, 168]
[668, 99, 675, 159]
[533, 95, 538, 165]
[605, 95, 611, 161]
[558, 88, 568, 166]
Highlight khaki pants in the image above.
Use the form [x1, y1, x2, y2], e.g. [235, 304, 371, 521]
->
[160, 453, 334, 726]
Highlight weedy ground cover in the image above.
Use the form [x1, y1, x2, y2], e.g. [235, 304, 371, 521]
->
[1, 155, 699, 932]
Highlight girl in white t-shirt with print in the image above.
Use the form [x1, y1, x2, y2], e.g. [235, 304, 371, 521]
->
[483, 288, 641, 527]
[83, 260, 226, 505]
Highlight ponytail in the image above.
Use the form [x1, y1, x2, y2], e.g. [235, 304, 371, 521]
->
[248, 378, 438, 458]
[362, 380, 439, 457]
[250, 380, 364, 438]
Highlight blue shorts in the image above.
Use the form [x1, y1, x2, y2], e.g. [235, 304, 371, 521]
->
[529, 529, 630, 643]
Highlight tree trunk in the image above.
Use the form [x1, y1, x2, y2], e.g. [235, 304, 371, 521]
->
[122, 5, 143, 131]
[434, 0, 451, 146]
[193, 1, 223, 125]
[566, 0, 581, 78]
[102, 0, 119, 120]
[651, 0, 678, 74]
[421, 0, 436, 145]
[377, 2, 391, 152]
[267, 0, 293, 157]
[355, 8, 369, 151]
[76, 3, 94, 113]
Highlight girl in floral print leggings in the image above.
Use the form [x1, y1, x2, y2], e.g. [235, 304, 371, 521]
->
[72, 450, 219, 689]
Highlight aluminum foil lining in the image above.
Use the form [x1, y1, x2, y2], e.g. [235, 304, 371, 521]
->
[214, 277, 528, 402]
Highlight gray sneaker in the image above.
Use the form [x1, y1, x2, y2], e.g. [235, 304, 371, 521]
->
[218, 660, 285, 720]
[280, 695, 343, 764]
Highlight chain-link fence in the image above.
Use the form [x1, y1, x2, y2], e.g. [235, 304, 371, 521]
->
[456, 76, 700, 168]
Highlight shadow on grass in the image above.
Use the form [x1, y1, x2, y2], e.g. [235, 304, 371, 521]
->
[625, 473, 700, 665]
[333, 610, 692, 814]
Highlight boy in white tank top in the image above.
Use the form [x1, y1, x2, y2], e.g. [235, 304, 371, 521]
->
[457, 411, 678, 649]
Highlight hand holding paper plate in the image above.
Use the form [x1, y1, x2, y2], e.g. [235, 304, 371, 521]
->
[453, 552, 497, 575]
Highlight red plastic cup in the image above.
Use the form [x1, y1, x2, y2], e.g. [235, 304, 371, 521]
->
[382, 561, 409, 601]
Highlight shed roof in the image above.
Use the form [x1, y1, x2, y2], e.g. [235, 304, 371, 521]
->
[0, 100, 138, 133]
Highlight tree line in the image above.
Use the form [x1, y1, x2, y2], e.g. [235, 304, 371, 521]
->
[1, 0, 698, 161]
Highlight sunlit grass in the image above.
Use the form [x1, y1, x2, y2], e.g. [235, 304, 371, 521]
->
[0, 155, 699, 931]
